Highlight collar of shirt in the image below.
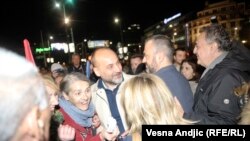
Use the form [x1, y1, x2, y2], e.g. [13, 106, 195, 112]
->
[200, 51, 228, 79]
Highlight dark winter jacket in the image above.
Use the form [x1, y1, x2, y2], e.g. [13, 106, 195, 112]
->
[184, 41, 250, 124]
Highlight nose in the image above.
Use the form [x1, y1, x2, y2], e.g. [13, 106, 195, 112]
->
[81, 91, 89, 101]
[50, 95, 59, 108]
[193, 46, 197, 54]
[114, 62, 122, 72]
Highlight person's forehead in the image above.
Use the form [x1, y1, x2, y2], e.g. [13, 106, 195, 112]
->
[144, 42, 154, 53]
[70, 81, 89, 89]
[183, 62, 192, 67]
[96, 54, 119, 66]
[72, 55, 80, 58]
[197, 33, 206, 42]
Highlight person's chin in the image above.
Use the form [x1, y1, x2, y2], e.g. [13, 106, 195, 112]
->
[114, 76, 123, 83]
[50, 106, 55, 112]
[79, 107, 88, 111]
[78, 102, 89, 111]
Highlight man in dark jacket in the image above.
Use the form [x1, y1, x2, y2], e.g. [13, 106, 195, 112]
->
[68, 53, 86, 74]
[184, 24, 250, 124]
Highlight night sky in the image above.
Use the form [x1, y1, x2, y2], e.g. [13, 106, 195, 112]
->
[0, 0, 244, 55]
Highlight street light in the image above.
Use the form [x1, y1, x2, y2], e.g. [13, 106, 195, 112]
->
[114, 17, 124, 46]
[49, 36, 54, 40]
[54, 0, 75, 63]
[64, 17, 69, 24]
[54, 0, 75, 47]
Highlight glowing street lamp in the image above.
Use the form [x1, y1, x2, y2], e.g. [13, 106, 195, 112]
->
[114, 17, 124, 46]
[64, 17, 70, 24]
[114, 18, 119, 23]
[55, 2, 60, 8]
[49, 36, 54, 40]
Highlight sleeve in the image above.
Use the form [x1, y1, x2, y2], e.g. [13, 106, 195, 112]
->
[184, 72, 243, 124]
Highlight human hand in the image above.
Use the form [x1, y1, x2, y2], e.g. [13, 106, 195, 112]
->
[92, 114, 101, 128]
[58, 124, 75, 141]
[120, 130, 129, 138]
[100, 126, 120, 141]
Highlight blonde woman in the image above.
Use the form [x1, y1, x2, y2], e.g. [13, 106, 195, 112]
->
[42, 75, 59, 112]
[121, 73, 194, 141]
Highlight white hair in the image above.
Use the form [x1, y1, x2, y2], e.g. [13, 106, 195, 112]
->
[0, 48, 48, 141]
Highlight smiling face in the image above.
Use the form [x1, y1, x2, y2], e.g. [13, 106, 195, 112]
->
[64, 80, 91, 111]
[193, 32, 214, 68]
[93, 49, 123, 88]
[174, 50, 187, 65]
[181, 62, 195, 80]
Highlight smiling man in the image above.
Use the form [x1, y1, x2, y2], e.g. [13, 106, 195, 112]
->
[90, 47, 133, 137]
[183, 24, 250, 124]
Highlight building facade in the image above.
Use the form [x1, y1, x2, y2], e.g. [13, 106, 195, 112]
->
[144, 0, 250, 50]
[189, 0, 248, 45]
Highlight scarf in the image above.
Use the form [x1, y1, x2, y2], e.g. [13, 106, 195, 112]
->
[59, 96, 95, 127]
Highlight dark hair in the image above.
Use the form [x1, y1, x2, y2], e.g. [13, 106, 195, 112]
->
[174, 47, 186, 56]
[130, 54, 143, 60]
[180, 56, 204, 81]
[200, 24, 232, 51]
[135, 63, 146, 74]
[72, 53, 81, 58]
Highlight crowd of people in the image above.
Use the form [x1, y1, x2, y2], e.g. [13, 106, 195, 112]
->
[1, 23, 250, 141]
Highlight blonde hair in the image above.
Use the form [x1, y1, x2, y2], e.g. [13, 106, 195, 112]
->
[42, 74, 59, 93]
[121, 73, 193, 138]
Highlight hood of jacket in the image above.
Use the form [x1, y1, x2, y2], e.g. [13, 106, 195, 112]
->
[216, 41, 250, 73]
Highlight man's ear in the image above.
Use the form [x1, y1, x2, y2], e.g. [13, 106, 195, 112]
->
[156, 52, 164, 63]
[211, 42, 219, 52]
[173, 54, 177, 61]
[93, 67, 101, 77]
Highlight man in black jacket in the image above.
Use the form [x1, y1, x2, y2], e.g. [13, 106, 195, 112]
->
[67, 53, 86, 74]
[183, 24, 250, 124]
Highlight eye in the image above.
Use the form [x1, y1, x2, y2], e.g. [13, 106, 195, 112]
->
[107, 64, 113, 69]
[74, 90, 82, 96]
[85, 87, 90, 93]
[54, 92, 58, 97]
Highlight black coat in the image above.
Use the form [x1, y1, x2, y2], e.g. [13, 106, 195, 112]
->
[184, 41, 250, 124]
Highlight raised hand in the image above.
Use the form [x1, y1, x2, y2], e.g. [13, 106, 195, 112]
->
[58, 124, 75, 141]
